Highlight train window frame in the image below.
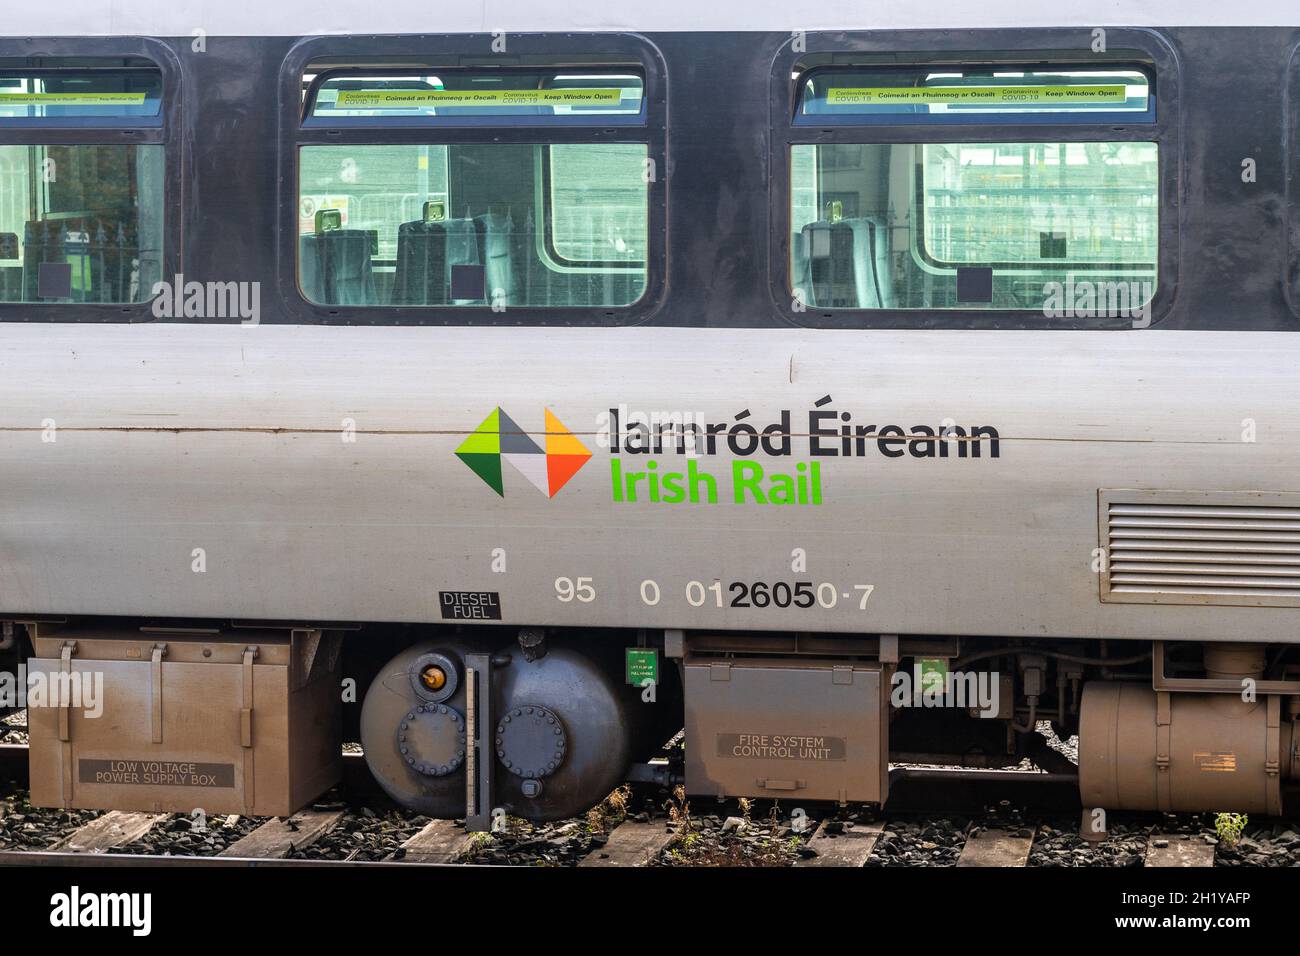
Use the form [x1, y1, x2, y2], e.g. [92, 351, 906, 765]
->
[768, 29, 1183, 331]
[910, 140, 1160, 274]
[0, 38, 183, 323]
[303, 70, 647, 127]
[540, 144, 651, 271]
[277, 34, 668, 326]
[1287, 39, 1300, 318]
[794, 65, 1155, 126]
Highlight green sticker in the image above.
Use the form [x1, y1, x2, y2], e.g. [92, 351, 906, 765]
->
[334, 88, 626, 109]
[918, 657, 948, 692]
[625, 648, 659, 686]
[0, 92, 148, 106]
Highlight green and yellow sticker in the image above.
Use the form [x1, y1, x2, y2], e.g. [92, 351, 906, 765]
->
[0, 92, 148, 106]
[333, 88, 627, 109]
[824, 85, 1129, 106]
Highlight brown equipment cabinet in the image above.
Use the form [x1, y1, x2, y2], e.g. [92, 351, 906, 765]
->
[684, 656, 888, 804]
[26, 622, 342, 817]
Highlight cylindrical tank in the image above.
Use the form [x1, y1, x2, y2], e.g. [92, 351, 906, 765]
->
[360, 637, 674, 820]
[490, 645, 633, 820]
[1079, 681, 1296, 815]
[359, 639, 481, 818]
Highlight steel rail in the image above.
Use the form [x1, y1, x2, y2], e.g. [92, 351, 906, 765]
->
[0, 850, 470, 867]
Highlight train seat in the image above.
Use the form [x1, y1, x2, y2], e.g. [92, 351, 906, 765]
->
[299, 229, 376, 305]
[391, 213, 517, 307]
[22, 217, 137, 303]
[475, 210, 515, 308]
[794, 216, 893, 309]
[298, 235, 323, 303]
[391, 217, 481, 305]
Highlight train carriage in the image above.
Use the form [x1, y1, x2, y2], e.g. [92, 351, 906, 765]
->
[1, 1, 1299, 832]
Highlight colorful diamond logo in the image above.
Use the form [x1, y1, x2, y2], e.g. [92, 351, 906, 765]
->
[455, 407, 592, 497]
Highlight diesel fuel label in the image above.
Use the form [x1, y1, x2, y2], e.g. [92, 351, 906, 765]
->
[79, 759, 235, 788]
[717, 734, 846, 761]
[439, 590, 502, 620]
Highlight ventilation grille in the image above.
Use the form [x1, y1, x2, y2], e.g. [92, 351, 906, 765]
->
[1101, 494, 1300, 607]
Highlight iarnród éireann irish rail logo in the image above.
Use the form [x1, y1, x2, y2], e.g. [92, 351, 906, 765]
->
[455, 408, 592, 497]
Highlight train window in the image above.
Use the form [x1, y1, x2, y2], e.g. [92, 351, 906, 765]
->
[787, 65, 1159, 313]
[796, 66, 1152, 124]
[0, 69, 162, 123]
[0, 145, 164, 304]
[548, 143, 648, 267]
[0, 67, 165, 305]
[789, 141, 1159, 311]
[308, 74, 644, 123]
[296, 70, 649, 308]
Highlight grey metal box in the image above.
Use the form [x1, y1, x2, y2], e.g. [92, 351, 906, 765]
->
[685, 658, 887, 804]
[27, 624, 342, 817]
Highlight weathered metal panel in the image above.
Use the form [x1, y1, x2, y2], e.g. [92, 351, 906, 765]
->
[25, 624, 341, 816]
[684, 658, 886, 802]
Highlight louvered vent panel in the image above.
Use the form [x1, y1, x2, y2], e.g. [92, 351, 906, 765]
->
[1102, 497, 1300, 607]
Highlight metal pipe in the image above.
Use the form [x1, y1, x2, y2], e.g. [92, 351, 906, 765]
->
[954, 646, 1151, 668]
[1011, 695, 1038, 733]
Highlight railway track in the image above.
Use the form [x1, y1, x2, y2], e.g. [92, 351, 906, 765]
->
[0, 797, 1237, 869]
[1, 741, 1289, 868]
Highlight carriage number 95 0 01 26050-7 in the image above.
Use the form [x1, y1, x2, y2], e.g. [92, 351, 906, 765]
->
[555, 577, 875, 610]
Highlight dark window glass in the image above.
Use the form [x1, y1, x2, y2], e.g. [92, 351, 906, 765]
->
[0, 144, 164, 303]
[790, 142, 1158, 311]
[298, 143, 647, 307]
[797, 66, 1152, 125]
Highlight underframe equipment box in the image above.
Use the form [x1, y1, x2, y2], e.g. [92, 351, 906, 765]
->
[685, 657, 888, 804]
[26, 622, 342, 817]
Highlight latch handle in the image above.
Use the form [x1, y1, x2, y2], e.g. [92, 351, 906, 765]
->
[57, 640, 77, 805]
[57, 641, 77, 743]
[240, 647, 257, 748]
[150, 643, 167, 743]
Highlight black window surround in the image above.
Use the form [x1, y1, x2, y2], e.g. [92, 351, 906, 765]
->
[276, 33, 668, 327]
[0, 37, 182, 324]
[1286, 39, 1300, 318]
[767, 28, 1183, 331]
